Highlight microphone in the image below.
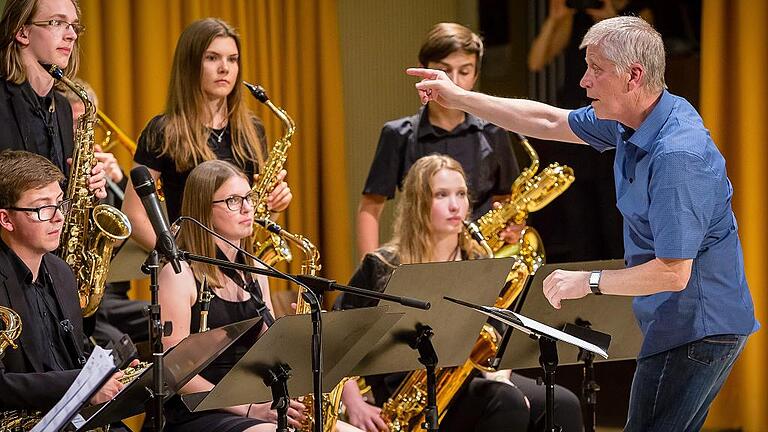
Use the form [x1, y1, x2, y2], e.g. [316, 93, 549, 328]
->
[463, 220, 495, 258]
[130, 165, 182, 273]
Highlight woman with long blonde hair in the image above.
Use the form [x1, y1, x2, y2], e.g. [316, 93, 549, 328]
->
[124, 17, 291, 251]
[339, 154, 582, 432]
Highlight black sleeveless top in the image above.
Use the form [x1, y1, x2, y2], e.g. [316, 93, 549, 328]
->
[188, 248, 275, 384]
[166, 249, 275, 430]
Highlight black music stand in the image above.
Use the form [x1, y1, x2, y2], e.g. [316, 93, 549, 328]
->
[444, 297, 609, 432]
[181, 307, 401, 431]
[500, 260, 642, 432]
[75, 317, 262, 430]
[349, 257, 517, 431]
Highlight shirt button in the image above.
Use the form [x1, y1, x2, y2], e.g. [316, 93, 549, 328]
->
[628, 178, 634, 183]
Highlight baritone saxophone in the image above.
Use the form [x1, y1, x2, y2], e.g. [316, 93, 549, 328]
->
[379, 134, 575, 431]
[41, 63, 132, 317]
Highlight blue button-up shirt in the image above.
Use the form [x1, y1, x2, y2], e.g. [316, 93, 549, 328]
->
[568, 90, 759, 357]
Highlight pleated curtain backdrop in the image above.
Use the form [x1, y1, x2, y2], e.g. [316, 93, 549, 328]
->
[77, 0, 353, 306]
[700, 1, 768, 430]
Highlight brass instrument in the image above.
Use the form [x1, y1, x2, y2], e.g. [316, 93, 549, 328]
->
[96, 110, 137, 155]
[258, 220, 349, 432]
[42, 63, 133, 317]
[379, 134, 574, 431]
[244, 82, 293, 266]
[0, 362, 151, 432]
[0, 306, 21, 359]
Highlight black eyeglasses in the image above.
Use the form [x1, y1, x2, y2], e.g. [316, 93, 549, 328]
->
[29, 19, 85, 36]
[212, 194, 254, 212]
[6, 199, 71, 221]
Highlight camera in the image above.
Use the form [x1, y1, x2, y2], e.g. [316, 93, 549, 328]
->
[565, 0, 604, 10]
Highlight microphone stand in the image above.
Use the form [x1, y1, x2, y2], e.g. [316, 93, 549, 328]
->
[141, 249, 169, 432]
[174, 217, 430, 432]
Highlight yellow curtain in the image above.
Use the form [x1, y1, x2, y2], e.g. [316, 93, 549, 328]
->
[77, 0, 352, 305]
[701, 1, 768, 430]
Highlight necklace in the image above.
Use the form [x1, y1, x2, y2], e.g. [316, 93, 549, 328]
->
[210, 126, 227, 143]
[447, 245, 460, 262]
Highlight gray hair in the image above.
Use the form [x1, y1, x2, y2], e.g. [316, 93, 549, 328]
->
[580, 16, 666, 93]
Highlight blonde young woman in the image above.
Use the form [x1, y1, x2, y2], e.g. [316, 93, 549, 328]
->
[339, 155, 582, 432]
[160, 160, 361, 432]
[124, 18, 291, 252]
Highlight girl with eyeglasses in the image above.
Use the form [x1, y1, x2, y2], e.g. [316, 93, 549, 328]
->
[159, 160, 360, 432]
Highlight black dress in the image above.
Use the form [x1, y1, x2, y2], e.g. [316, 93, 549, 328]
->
[165, 250, 275, 432]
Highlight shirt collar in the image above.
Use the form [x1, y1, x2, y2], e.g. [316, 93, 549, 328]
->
[416, 104, 485, 139]
[626, 90, 675, 151]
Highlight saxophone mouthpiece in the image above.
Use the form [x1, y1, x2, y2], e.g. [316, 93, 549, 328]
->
[38, 62, 64, 79]
[243, 81, 269, 103]
[254, 218, 282, 235]
[464, 220, 495, 258]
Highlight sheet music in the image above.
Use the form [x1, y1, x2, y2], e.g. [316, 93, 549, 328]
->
[487, 307, 609, 359]
[31, 345, 116, 432]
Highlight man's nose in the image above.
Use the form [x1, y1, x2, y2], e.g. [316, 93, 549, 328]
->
[579, 70, 591, 89]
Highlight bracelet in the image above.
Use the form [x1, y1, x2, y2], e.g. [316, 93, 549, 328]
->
[246, 403, 253, 417]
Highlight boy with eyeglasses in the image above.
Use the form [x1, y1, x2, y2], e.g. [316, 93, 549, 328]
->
[0, 0, 107, 198]
[0, 150, 125, 417]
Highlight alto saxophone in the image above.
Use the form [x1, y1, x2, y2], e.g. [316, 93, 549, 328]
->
[41, 63, 132, 317]
[257, 220, 349, 432]
[379, 134, 575, 431]
[0, 306, 21, 360]
[243, 82, 293, 266]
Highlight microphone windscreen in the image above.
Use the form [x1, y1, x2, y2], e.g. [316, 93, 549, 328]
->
[130, 165, 155, 198]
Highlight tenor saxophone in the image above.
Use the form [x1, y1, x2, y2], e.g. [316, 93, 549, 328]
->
[41, 63, 132, 317]
[243, 82, 293, 266]
[379, 135, 575, 431]
[257, 220, 349, 432]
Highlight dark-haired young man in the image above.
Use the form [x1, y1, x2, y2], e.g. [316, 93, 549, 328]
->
[0, 150, 124, 414]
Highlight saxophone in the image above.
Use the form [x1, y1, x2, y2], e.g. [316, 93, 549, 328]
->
[0, 306, 21, 360]
[243, 82, 293, 266]
[258, 220, 349, 432]
[42, 63, 132, 317]
[379, 134, 575, 431]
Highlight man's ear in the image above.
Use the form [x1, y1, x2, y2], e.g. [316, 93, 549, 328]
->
[0, 210, 14, 232]
[627, 63, 645, 92]
[15, 27, 30, 46]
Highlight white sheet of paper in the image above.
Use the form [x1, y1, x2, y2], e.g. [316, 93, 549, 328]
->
[31, 345, 116, 432]
[487, 307, 609, 359]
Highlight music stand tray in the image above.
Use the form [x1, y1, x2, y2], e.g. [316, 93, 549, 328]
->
[350, 257, 517, 377]
[77, 317, 262, 430]
[183, 306, 402, 412]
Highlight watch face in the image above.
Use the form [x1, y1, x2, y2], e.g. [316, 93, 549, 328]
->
[589, 271, 601, 285]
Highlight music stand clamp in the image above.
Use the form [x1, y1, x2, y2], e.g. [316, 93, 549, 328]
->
[264, 364, 293, 432]
[410, 324, 438, 432]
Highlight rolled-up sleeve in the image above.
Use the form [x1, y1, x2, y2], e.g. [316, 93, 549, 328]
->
[362, 123, 407, 199]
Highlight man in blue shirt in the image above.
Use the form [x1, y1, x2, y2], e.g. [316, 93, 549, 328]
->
[408, 15, 758, 431]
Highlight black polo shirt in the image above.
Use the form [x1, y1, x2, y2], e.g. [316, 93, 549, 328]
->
[362, 105, 519, 219]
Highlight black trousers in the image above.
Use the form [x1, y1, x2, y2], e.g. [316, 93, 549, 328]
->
[441, 377, 530, 431]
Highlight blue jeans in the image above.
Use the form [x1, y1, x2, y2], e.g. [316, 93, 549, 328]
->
[625, 334, 747, 432]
